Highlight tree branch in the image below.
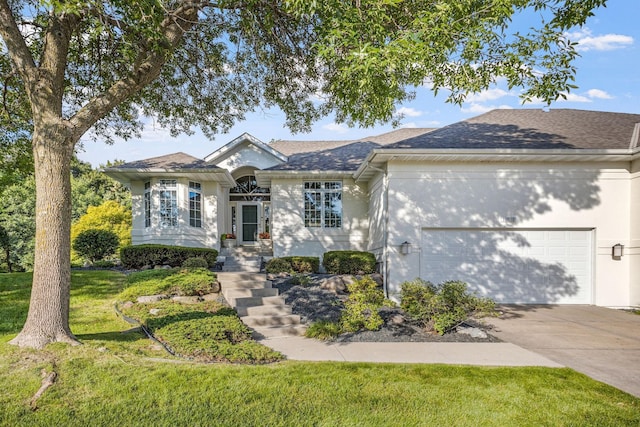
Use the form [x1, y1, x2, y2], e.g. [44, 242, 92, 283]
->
[69, 1, 203, 139]
[0, 0, 37, 86]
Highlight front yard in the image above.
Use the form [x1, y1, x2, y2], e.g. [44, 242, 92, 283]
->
[0, 271, 638, 426]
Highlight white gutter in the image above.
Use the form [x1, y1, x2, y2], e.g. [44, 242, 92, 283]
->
[365, 162, 390, 298]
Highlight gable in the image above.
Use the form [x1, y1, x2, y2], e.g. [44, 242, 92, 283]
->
[204, 133, 287, 172]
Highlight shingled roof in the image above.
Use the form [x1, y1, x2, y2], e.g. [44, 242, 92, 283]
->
[117, 152, 220, 170]
[384, 109, 640, 150]
[266, 128, 435, 171]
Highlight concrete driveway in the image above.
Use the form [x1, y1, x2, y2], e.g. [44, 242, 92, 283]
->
[486, 305, 640, 397]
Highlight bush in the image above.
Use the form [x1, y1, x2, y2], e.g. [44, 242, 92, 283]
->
[265, 258, 293, 274]
[400, 279, 497, 335]
[118, 268, 218, 300]
[284, 256, 319, 273]
[265, 256, 319, 274]
[341, 276, 392, 332]
[120, 300, 283, 363]
[120, 244, 218, 269]
[323, 251, 376, 274]
[182, 257, 209, 269]
[305, 320, 343, 340]
[72, 229, 120, 262]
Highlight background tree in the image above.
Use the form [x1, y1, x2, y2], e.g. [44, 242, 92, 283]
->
[72, 229, 120, 264]
[0, 0, 606, 348]
[70, 200, 132, 263]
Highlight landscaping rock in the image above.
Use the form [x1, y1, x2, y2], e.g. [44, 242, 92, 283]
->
[389, 314, 405, 325]
[457, 326, 488, 339]
[370, 273, 384, 287]
[154, 265, 172, 270]
[149, 308, 161, 315]
[122, 301, 134, 309]
[141, 265, 152, 270]
[137, 294, 168, 303]
[201, 292, 222, 302]
[320, 276, 347, 294]
[171, 296, 202, 304]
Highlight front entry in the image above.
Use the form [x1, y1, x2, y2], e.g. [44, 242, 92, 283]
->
[240, 204, 258, 243]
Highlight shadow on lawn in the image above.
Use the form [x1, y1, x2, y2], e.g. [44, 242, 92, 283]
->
[75, 328, 145, 343]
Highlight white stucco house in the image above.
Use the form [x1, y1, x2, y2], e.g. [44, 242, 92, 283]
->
[105, 109, 640, 308]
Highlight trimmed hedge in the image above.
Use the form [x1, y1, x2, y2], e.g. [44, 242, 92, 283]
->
[322, 251, 376, 274]
[265, 256, 320, 274]
[120, 244, 218, 269]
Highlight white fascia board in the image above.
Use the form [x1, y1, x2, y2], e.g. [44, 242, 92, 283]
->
[103, 168, 236, 187]
[354, 148, 638, 181]
[204, 132, 288, 164]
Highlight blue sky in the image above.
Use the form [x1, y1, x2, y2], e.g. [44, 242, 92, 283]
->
[78, 1, 640, 167]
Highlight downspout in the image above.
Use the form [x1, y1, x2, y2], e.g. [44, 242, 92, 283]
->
[366, 162, 390, 298]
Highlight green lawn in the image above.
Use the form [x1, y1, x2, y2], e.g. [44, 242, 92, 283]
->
[1, 271, 638, 426]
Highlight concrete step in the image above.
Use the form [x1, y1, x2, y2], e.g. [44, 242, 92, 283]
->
[236, 304, 292, 317]
[232, 295, 285, 307]
[220, 280, 272, 290]
[241, 314, 301, 327]
[251, 324, 308, 338]
[217, 272, 268, 281]
[223, 287, 279, 300]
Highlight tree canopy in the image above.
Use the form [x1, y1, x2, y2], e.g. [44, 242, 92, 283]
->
[0, 0, 607, 348]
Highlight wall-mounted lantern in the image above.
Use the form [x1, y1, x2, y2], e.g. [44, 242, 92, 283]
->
[612, 243, 624, 259]
[400, 241, 411, 255]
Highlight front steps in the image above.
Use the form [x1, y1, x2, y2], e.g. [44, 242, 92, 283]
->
[219, 246, 272, 272]
[218, 272, 306, 338]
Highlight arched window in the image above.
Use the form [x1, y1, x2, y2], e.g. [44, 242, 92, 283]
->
[230, 175, 270, 201]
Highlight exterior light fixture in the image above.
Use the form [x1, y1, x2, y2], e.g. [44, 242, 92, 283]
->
[400, 241, 411, 255]
[612, 243, 624, 258]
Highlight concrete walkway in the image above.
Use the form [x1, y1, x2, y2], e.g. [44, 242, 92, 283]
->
[259, 336, 562, 367]
[485, 305, 640, 398]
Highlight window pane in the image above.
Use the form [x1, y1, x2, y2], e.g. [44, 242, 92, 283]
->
[159, 190, 177, 227]
[144, 182, 151, 227]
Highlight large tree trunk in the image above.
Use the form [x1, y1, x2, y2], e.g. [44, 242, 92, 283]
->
[9, 123, 79, 349]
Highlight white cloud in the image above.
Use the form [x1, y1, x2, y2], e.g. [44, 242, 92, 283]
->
[394, 107, 423, 118]
[556, 92, 592, 103]
[565, 28, 634, 52]
[461, 103, 513, 114]
[586, 89, 613, 100]
[322, 123, 349, 134]
[400, 122, 418, 128]
[465, 88, 511, 103]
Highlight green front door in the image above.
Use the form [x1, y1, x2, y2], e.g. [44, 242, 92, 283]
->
[241, 204, 258, 243]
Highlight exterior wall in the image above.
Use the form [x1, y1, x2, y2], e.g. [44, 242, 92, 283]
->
[383, 161, 633, 307]
[213, 142, 283, 171]
[630, 158, 640, 307]
[270, 177, 369, 261]
[130, 178, 221, 249]
[367, 172, 386, 261]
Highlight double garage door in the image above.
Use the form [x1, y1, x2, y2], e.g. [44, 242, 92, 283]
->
[420, 229, 593, 304]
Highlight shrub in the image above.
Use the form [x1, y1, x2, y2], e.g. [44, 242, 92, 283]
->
[118, 268, 217, 300]
[284, 256, 319, 273]
[182, 257, 209, 269]
[323, 251, 376, 274]
[120, 300, 283, 363]
[265, 258, 293, 274]
[70, 200, 132, 263]
[164, 268, 218, 296]
[341, 276, 392, 332]
[72, 229, 120, 262]
[289, 273, 312, 286]
[305, 320, 343, 340]
[400, 279, 497, 335]
[265, 256, 320, 274]
[120, 244, 218, 269]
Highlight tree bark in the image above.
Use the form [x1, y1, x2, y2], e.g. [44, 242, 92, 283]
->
[8, 122, 79, 349]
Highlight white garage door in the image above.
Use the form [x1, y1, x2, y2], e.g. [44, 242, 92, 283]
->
[420, 229, 593, 304]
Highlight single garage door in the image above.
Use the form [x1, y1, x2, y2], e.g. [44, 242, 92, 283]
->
[420, 229, 593, 304]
